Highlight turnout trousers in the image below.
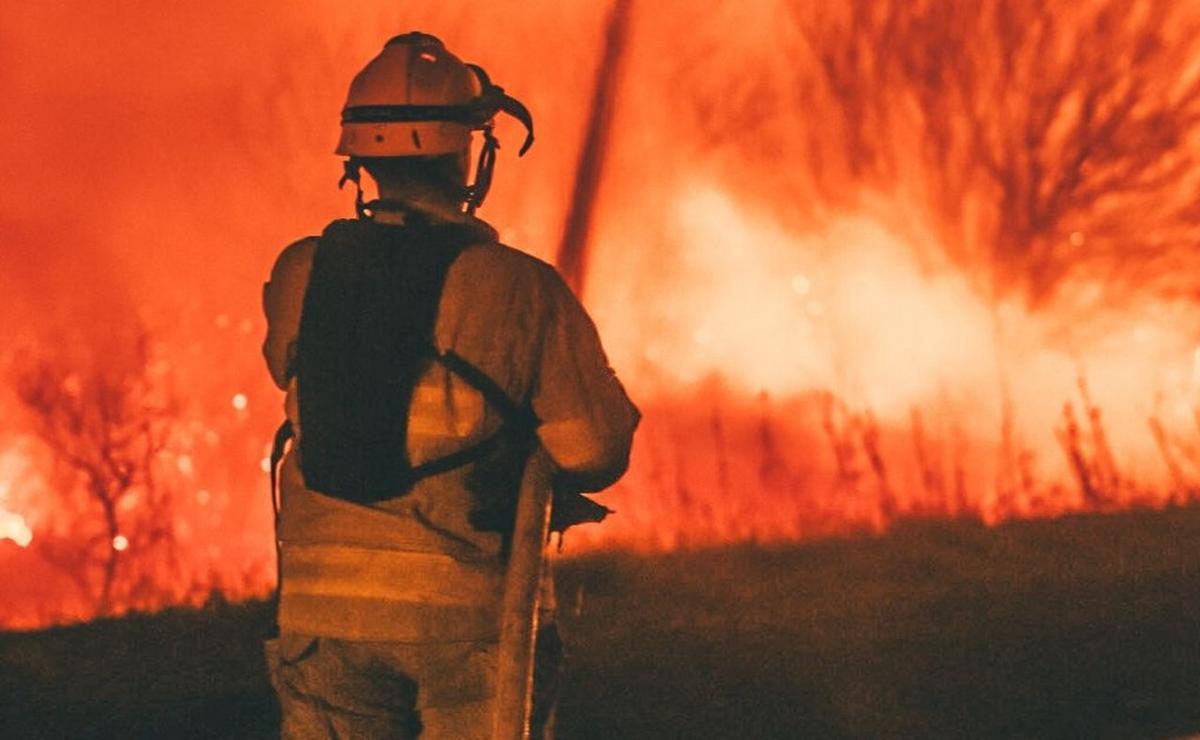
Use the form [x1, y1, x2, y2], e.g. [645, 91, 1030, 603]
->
[267, 625, 563, 739]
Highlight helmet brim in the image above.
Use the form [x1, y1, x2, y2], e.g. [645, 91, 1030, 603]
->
[335, 120, 474, 157]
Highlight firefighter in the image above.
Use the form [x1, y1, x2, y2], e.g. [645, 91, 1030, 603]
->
[261, 32, 638, 739]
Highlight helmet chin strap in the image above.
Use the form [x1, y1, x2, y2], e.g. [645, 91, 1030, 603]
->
[460, 63, 534, 215]
[463, 125, 500, 216]
[339, 157, 370, 218]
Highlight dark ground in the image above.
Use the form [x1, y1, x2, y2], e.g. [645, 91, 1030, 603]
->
[4, 507, 1200, 739]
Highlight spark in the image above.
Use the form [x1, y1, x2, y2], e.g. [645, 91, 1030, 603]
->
[176, 455, 195, 476]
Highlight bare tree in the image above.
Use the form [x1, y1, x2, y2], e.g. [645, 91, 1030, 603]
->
[13, 329, 179, 616]
[671, 0, 1200, 305]
[790, 0, 1200, 304]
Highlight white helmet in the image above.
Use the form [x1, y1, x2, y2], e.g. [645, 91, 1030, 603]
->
[336, 32, 534, 213]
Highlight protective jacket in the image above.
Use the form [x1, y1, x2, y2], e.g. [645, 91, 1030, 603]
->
[262, 207, 639, 644]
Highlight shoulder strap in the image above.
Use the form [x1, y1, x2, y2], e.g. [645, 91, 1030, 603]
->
[403, 347, 538, 483]
[433, 349, 537, 431]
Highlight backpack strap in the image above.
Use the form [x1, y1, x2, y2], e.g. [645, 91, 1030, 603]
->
[432, 348, 538, 430]
[271, 346, 537, 503]
[402, 347, 538, 481]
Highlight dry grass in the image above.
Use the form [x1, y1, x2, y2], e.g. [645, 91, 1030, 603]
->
[6, 505, 1200, 738]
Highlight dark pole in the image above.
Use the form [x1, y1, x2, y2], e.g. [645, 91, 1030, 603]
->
[491, 449, 555, 740]
[555, 0, 634, 298]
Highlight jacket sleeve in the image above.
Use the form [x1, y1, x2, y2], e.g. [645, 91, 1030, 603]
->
[261, 238, 317, 390]
[530, 264, 640, 492]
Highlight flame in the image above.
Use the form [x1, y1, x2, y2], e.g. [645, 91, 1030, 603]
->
[577, 175, 1200, 550]
[0, 510, 32, 548]
[619, 185, 999, 415]
[0, 448, 35, 548]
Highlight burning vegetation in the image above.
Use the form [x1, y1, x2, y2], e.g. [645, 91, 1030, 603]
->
[583, 0, 1200, 546]
[13, 330, 178, 616]
[3, 0, 1200, 624]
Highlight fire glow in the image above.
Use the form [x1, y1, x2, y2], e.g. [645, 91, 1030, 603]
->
[3, 0, 1200, 624]
[0, 450, 34, 548]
